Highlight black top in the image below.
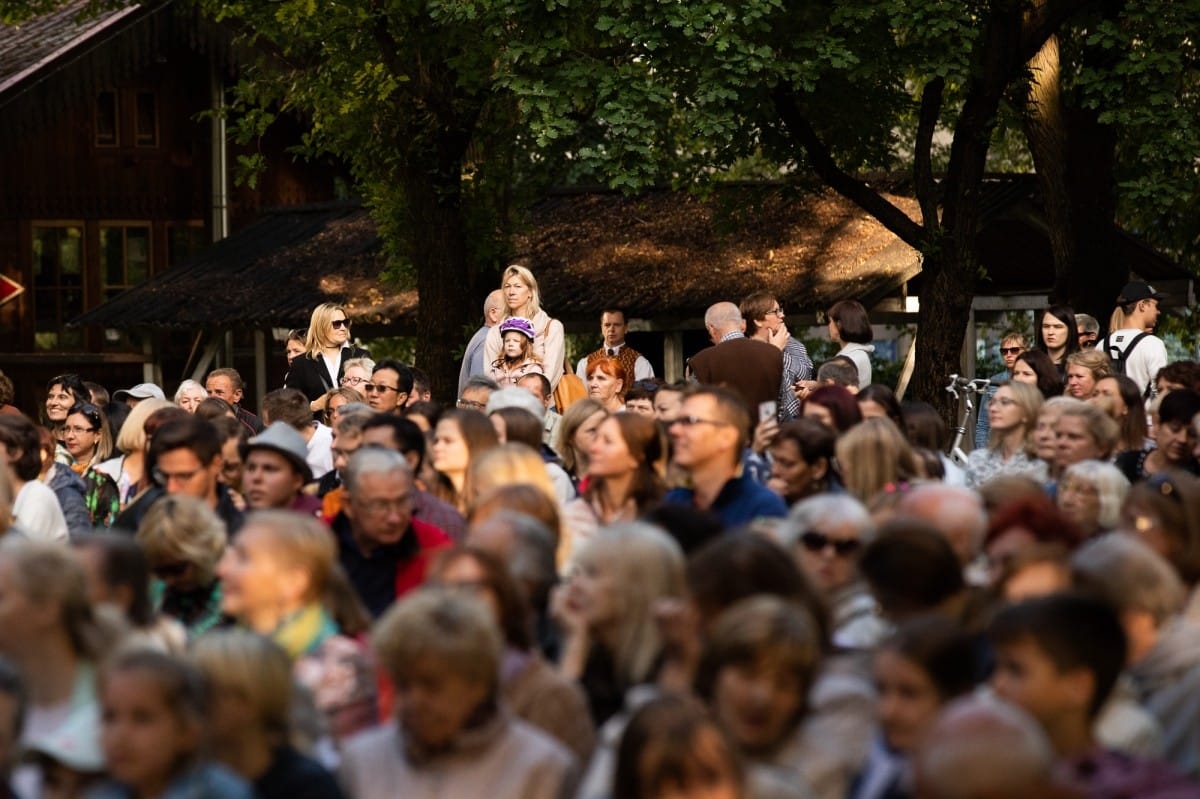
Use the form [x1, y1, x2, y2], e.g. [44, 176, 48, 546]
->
[255, 746, 345, 799]
[332, 512, 418, 618]
[113, 484, 245, 538]
[284, 345, 369, 403]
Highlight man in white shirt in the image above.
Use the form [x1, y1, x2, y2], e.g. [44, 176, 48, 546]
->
[1098, 281, 1168, 402]
[575, 309, 654, 381]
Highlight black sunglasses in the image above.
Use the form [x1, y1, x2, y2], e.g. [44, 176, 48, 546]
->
[799, 531, 862, 557]
[331, 319, 352, 330]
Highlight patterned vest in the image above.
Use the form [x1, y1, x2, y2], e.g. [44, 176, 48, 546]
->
[586, 345, 642, 382]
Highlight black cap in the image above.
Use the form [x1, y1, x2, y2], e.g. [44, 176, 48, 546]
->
[1117, 281, 1167, 304]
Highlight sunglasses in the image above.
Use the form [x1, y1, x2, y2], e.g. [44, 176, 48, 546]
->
[799, 531, 862, 557]
[331, 319, 351, 330]
[364, 383, 399, 394]
[1000, 347, 1023, 355]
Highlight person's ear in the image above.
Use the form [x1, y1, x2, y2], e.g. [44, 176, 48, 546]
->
[811, 457, 829, 481]
[1063, 666, 1096, 715]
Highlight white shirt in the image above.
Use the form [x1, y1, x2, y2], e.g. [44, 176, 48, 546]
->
[1100, 328, 1167, 401]
[306, 423, 334, 480]
[12, 480, 69, 542]
[575, 343, 655, 381]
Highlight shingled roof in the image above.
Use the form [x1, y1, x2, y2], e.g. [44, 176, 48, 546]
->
[0, 1, 135, 95]
[73, 185, 925, 330]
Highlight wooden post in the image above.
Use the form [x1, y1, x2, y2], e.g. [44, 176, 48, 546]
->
[254, 329, 267, 412]
[663, 331, 684, 382]
[895, 334, 917, 399]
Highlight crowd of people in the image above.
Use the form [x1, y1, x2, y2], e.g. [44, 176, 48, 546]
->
[0, 270, 1199, 798]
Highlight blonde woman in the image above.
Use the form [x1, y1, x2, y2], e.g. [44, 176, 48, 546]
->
[964, 381, 1047, 488]
[95, 397, 171, 507]
[136, 494, 228, 639]
[835, 417, 925, 502]
[284, 303, 369, 405]
[552, 522, 686, 725]
[1064, 349, 1114, 400]
[483, 265, 566, 388]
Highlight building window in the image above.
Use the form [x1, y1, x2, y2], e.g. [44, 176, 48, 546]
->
[135, 91, 158, 147]
[167, 222, 207, 267]
[95, 91, 118, 147]
[99, 224, 151, 302]
[32, 225, 85, 351]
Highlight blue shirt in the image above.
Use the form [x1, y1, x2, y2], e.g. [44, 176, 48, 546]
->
[664, 473, 788, 529]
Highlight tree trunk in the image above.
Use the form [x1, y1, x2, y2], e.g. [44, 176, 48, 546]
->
[401, 167, 472, 401]
[912, 253, 978, 424]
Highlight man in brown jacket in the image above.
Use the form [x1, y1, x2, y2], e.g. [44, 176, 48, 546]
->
[687, 301, 784, 415]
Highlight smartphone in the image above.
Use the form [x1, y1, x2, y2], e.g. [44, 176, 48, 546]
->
[758, 400, 777, 423]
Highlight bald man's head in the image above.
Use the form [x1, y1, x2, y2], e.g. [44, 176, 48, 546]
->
[915, 698, 1056, 799]
[704, 302, 744, 339]
[896, 484, 987, 568]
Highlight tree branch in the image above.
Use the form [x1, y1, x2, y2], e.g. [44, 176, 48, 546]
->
[914, 78, 944, 235]
[772, 87, 926, 250]
[1019, 0, 1096, 63]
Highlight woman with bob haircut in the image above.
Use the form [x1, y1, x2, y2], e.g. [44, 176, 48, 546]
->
[430, 408, 500, 513]
[696, 596, 836, 798]
[341, 589, 576, 799]
[1053, 399, 1121, 475]
[95, 397, 171, 507]
[585, 356, 628, 413]
[1035, 304, 1080, 374]
[136, 494, 228, 639]
[284, 303, 369, 406]
[1056, 459, 1130, 537]
[766, 417, 840, 503]
[191, 629, 345, 799]
[562, 413, 666, 556]
[964, 381, 1046, 488]
[826, 300, 875, 388]
[836, 417, 924, 502]
[555, 398, 606, 484]
[1012, 349, 1065, 400]
[483, 264, 567, 389]
[1064, 348, 1114, 400]
[553, 522, 686, 726]
[427, 546, 595, 762]
[802, 385, 863, 434]
[216, 510, 377, 742]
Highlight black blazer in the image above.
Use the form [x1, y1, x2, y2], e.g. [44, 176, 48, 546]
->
[284, 345, 369, 402]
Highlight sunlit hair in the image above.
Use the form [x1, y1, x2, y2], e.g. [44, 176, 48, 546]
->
[468, 443, 556, 510]
[173, 380, 209, 405]
[114, 398, 172, 454]
[341, 356, 376, 375]
[1060, 460, 1129, 531]
[573, 523, 686, 686]
[1065, 348, 1114, 384]
[583, 413, 667, 511]
[555, 399, 605, 475]
[320, 387, 365, 425]
[136, 495, 227, 585]
[586, 356, 629, 400]
[303, 302, 349, 354]
[986, 380, 1044, 455]
[1057, 400, 1120, 459]
[1071, 533, 1186, 626]
[240, 511, 337, 605]
[500, 264, 542, 318]
[373, 588, 502, 692]
[836, 417, 924, 502]
[191, 629, 292, 743]
[432, 410, 500, 512]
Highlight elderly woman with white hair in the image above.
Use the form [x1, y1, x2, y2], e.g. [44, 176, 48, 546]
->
[173, 379, 208, 413]
[1056, 460, 1130, 538]
[1071, 534, 1200, 778]
[783, 494, 888, 649]
[340, 589, 576, 799]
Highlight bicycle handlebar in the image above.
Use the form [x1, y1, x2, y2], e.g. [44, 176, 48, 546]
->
[945, 375, 993, 396]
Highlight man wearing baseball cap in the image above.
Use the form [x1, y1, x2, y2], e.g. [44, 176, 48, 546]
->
[1098, 281, 1168, 402]
[112, 382, 166, 408]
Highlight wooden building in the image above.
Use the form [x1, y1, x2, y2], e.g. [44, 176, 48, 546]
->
[0, 0, 343, 411]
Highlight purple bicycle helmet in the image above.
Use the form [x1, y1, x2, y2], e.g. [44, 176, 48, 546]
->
[498, 317, 537, 340]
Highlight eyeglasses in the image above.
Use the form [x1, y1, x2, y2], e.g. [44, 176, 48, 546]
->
[63, 425, 98, 436]
[993, 396, 1017, 407]
[669, 415, 732, 428]
[1000, 347, 1023, 355]
[457, 399, 486, 410]
[364, 383, 400, 394]
[766, 306, 785, 317]
[331, 318, 351, 330]
[340, 375, 368, 386]
[799, 531, 862, 557]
